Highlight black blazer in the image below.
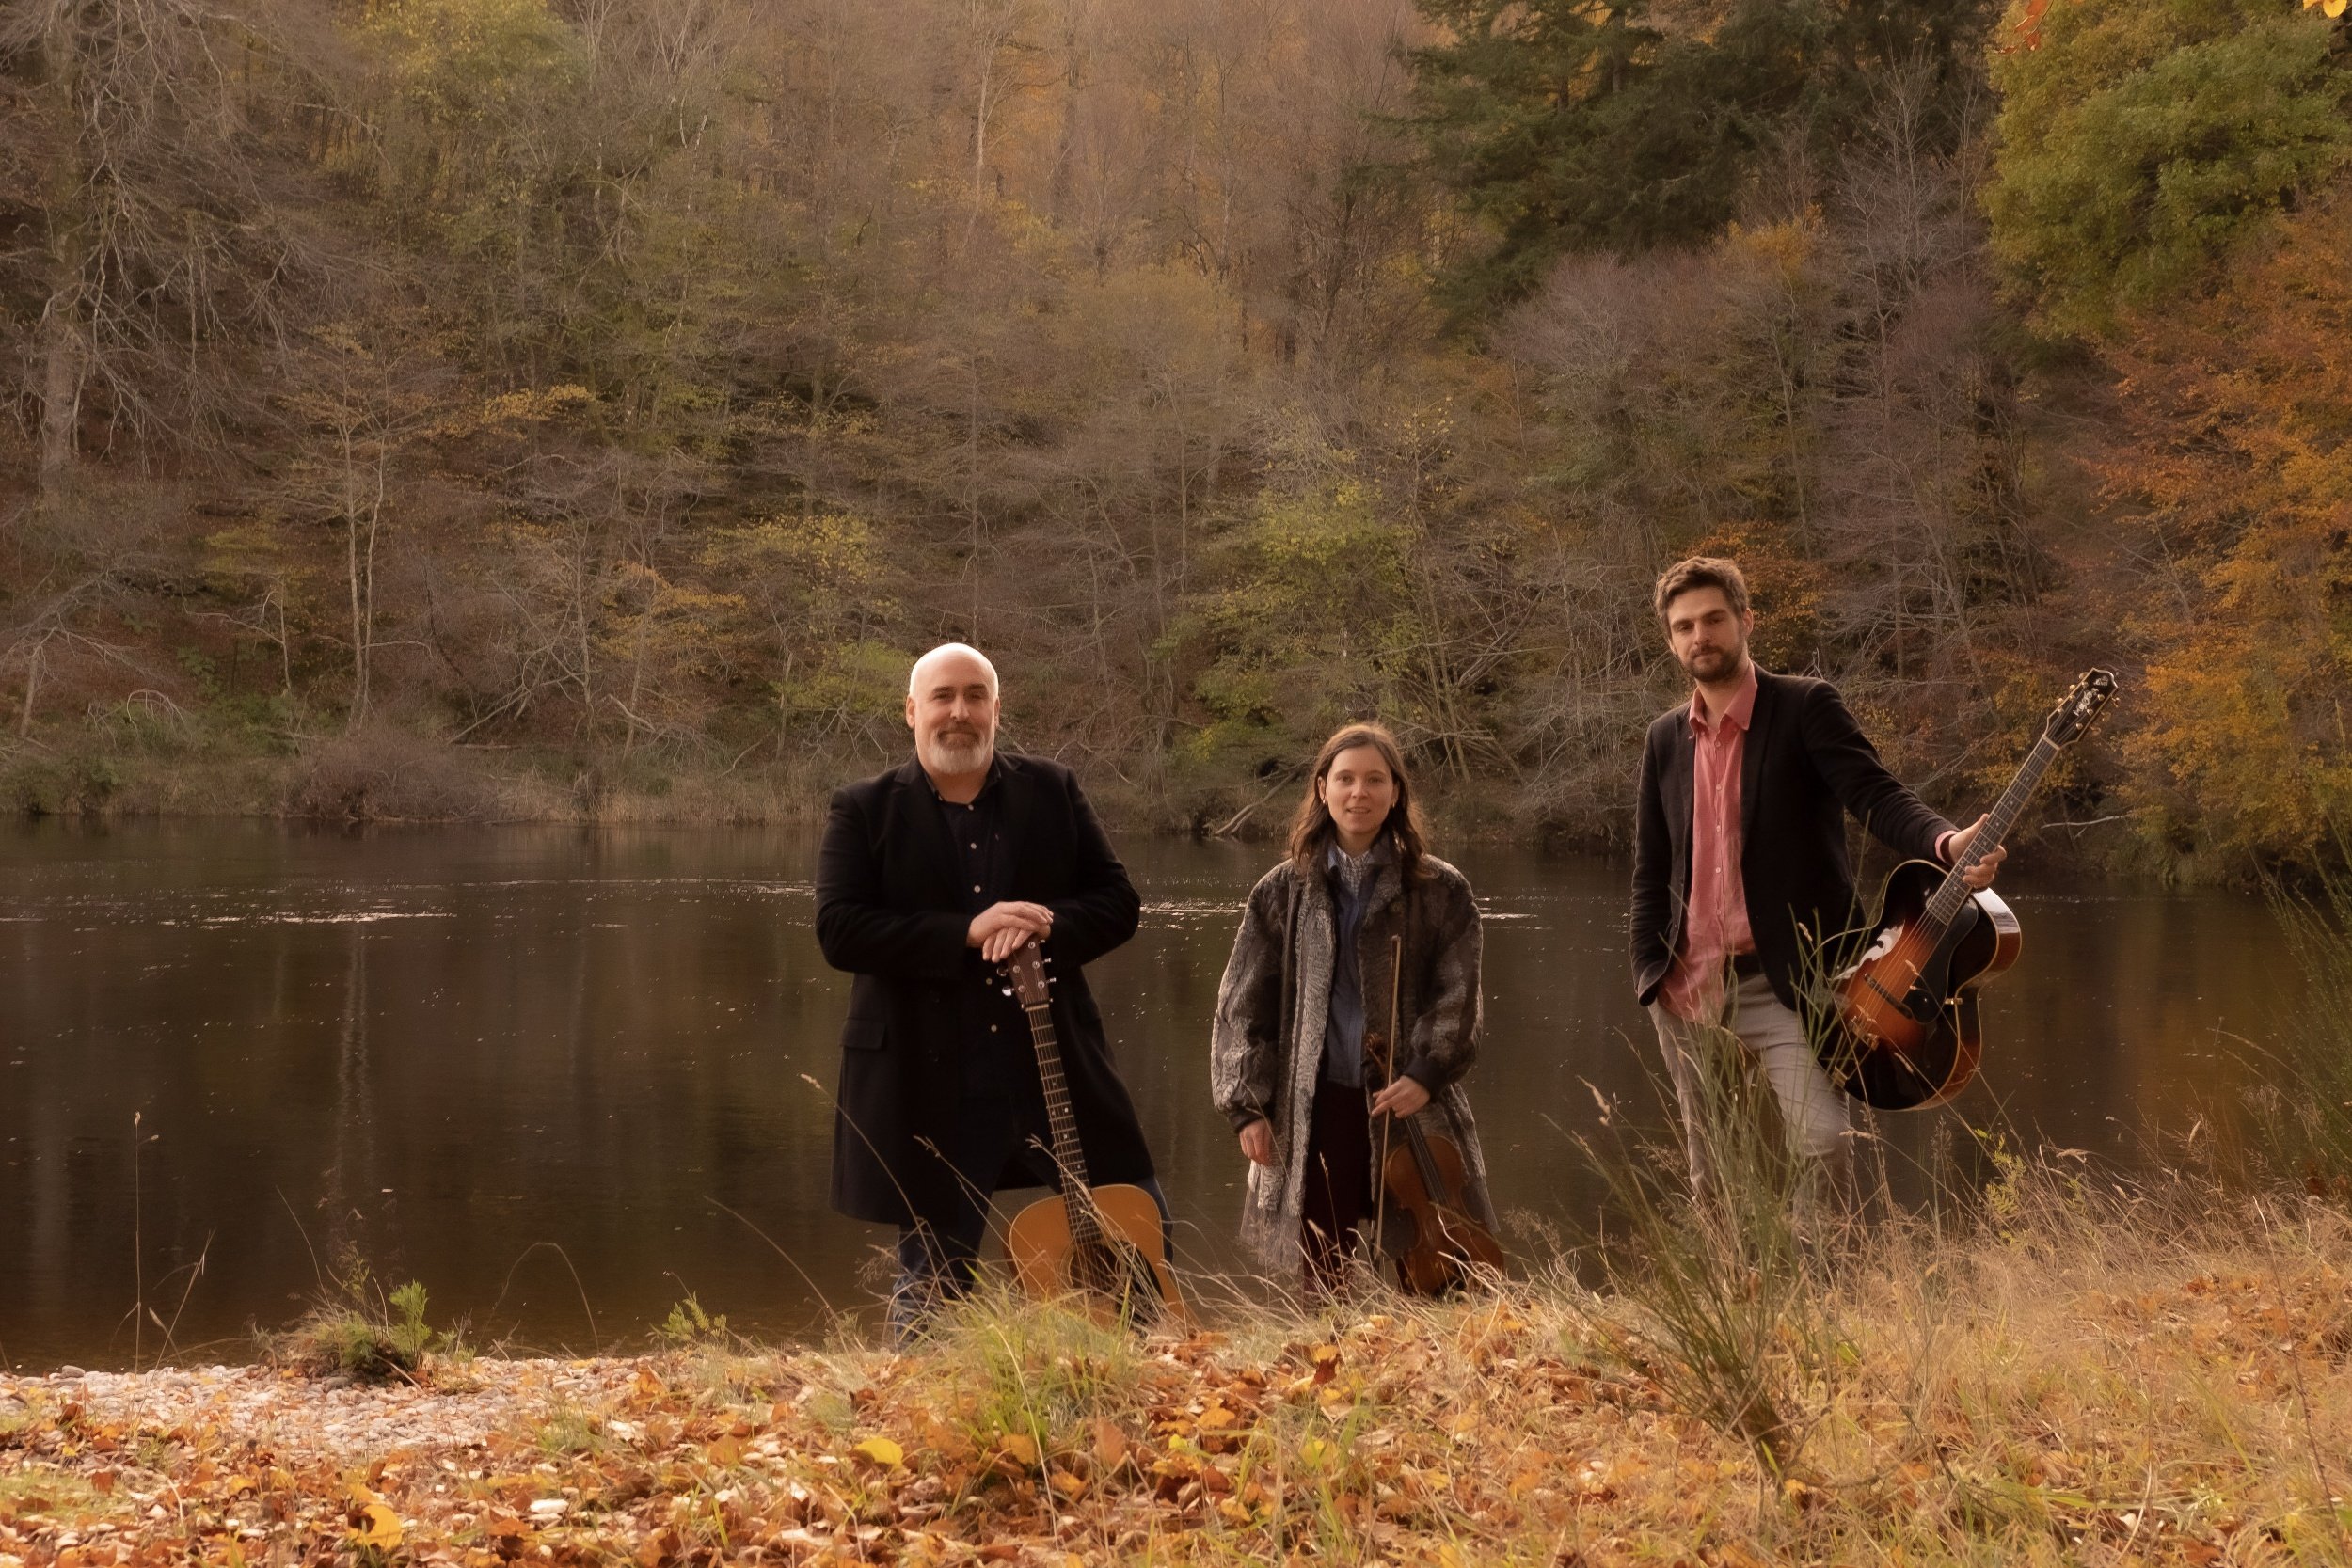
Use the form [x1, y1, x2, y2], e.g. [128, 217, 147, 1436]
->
[815, 752, 1153, 1227]
[1629, 668, 1953, 1013]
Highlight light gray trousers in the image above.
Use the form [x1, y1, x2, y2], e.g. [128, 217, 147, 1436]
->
[1647, 970, 1853, 1208]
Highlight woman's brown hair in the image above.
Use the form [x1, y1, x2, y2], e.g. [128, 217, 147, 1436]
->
[1285, 721, 1432, 881]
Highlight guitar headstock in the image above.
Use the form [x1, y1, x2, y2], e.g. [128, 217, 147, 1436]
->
[998, 941, 1051, 1007]
[2043, 667, 2119, 746]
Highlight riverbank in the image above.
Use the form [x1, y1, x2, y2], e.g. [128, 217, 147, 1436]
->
[1, 730, 2157, 881]
[0, 731, 1575, 847]
[5, 1184, 2346, 1567]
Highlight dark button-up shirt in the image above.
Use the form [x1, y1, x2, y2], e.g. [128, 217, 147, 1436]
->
[925, 762, 1025, 1097]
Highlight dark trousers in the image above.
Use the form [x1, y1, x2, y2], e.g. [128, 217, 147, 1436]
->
[1301, 1076, 1374, 1293]
[890, 1094, 1168, 1340]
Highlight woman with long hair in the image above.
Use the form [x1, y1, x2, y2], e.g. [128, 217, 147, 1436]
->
[1209, 721, 1495, 1292]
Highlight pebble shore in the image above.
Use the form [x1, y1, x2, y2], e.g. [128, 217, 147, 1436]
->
[2, 1358, 644, 1465]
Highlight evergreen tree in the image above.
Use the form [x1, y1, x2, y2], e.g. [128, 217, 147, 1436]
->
[1406, 0, 1994, 317]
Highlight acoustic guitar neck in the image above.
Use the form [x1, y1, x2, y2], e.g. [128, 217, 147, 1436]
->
[1010, 976, 1104, 1248]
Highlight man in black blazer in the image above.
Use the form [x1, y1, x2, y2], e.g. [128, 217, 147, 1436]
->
[1629, 558, 2004, 1212]
[816, 643, 1162, 1335]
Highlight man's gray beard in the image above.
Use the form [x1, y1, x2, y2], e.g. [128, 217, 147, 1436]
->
[920, 733, 995, 774]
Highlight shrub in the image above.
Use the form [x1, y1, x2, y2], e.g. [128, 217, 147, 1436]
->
[278, 1256, 454, 1382]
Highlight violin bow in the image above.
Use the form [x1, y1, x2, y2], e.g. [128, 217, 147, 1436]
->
[1369, 932, 1404, 1265]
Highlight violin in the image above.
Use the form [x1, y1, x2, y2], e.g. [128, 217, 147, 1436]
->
[1369, 935, 1504, 1293]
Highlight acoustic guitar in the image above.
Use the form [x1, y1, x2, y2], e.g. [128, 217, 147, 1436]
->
[1828, 668, 2119, 1111]
[996, 941, 1187, 1327]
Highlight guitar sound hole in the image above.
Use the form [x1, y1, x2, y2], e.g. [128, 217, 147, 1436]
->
[1068, 1241, 1159, 1324]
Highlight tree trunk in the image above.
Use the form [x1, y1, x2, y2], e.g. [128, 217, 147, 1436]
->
[345, 510, 370, 732]
[342, 427, 384, 735]
[37, 296, 85, 489]
[18, 639, 42, 737]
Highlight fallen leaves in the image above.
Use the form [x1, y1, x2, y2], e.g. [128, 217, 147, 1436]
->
[1, 1251, 2346, 1566]
[1088, 1418, 1127, 1474]
[349, 1498, 403, 1549]
[850, 1434, 905, 1469]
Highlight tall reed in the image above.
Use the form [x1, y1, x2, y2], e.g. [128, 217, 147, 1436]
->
[1570, 1010, 1854, 1481]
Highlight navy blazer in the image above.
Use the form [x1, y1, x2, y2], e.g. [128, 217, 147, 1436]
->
[1629, 669, 1953, 1013]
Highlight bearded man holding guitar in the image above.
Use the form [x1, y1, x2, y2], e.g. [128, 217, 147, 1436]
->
[816, 643, 1168, 1338]
[1630, 559, 2007, 1222]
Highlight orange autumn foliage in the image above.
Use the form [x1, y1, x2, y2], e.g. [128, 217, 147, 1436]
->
[2103, 182, 2352, 860]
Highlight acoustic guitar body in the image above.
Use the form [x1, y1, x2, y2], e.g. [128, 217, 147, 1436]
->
[1830, 860, 2022, 1111]
[1005, 1182, 1189, 1329]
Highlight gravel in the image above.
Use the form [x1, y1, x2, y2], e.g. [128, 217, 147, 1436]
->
[0, 1358, 647, 1463]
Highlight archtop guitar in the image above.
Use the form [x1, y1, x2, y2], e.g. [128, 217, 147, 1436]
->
[1828, 668, 2119, 1111]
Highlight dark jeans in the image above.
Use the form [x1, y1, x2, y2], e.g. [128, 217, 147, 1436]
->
[1301, 1076, 1374, 1294]
[889, 1097, 1168, 1340]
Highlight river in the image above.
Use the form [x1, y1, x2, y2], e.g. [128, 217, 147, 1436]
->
[0, 818, 2299, 1369]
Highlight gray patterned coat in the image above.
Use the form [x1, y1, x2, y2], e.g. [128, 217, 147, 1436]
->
[1209, 849, 1494, 1272]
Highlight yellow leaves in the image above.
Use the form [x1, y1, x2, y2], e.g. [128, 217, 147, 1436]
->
[424, 383, 595, 442]
[2306, 0, 2348, 17]
[850, 1435, 905, 1469]
[350, 1500, 404, 1550]
[702, 514, 884, 588]
[472, 385, 593, 433]
[997, 1431, 1040, 1469]
[358, 0, 584, 131]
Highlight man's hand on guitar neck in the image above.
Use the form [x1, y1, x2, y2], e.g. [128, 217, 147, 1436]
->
[969, 900, 1055, 964]
[1942, 813, 2009, 891]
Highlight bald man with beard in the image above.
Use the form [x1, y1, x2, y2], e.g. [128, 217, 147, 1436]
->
[814, 644, 1166, 1337]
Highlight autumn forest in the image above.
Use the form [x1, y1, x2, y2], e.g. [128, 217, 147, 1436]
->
[4, 0, 2349, 872]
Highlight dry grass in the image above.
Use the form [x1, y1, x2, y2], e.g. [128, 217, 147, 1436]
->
[810, 1180, 2352, 1565]
[3, 1177, 2347, 1564]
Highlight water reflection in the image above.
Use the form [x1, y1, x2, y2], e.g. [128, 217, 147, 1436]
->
[0, 818, 2299, 1369]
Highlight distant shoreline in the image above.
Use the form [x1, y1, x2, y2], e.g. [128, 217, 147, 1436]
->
[1, 740, 2155, 880]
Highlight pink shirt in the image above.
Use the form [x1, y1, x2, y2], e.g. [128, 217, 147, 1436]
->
[1661, 663, 1758, 1022]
